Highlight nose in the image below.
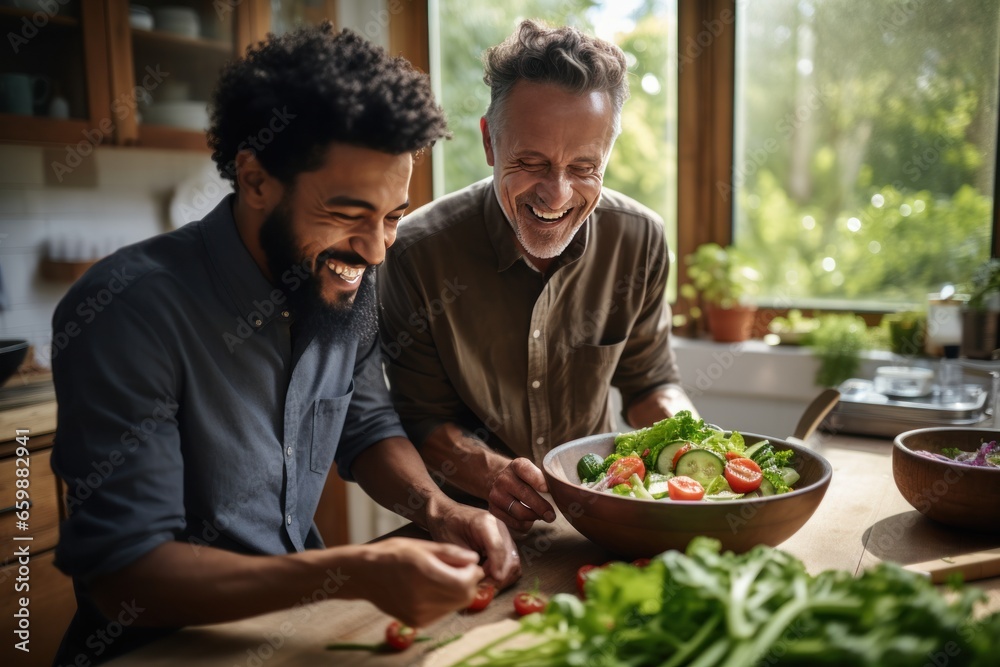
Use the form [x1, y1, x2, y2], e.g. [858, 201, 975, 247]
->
[350, 220, 388, 266]
[536, 170, 574, 211]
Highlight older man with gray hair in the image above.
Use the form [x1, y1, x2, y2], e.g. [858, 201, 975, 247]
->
[379, 20, 696, 533]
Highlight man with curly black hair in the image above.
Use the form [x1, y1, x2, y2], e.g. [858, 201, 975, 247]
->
[50, 24, 519, 666]
[380, 21, 697, 532]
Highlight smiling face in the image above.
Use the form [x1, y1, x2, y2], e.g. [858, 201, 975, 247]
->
[260, 142, 412, 311]
[482, 80, 615, 268]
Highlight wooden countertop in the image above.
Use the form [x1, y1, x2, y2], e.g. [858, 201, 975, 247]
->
[106, 434, 1000, 666]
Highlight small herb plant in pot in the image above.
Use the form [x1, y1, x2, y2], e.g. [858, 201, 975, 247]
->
[682, 243, 760, 343]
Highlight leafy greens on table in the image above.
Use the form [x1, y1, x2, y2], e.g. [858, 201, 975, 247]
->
[447, 538, 1000, 667]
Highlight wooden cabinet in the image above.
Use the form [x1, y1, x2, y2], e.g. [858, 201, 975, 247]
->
[0, 0, 341, 150]
[0, 427, 74, 667]
[0, 1, 113, 145]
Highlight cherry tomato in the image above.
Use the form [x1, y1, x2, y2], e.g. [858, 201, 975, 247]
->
[385, 621, 416, 651]
[467, 582, 495, 611]
[631, 558, 651, 568]
[667, 475, 705, 501]
[724, 457, 763, 493]
[606, 456, 646, 487]
[672, 444, 693, 469]
[725, 451, 742, 461]
[513, 591, 547, 616]
[576, 564, 598, 595]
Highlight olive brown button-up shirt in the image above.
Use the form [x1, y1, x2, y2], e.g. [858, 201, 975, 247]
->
[379, 178, 682, 463]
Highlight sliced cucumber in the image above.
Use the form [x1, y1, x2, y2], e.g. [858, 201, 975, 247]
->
[758, 478, 777, 496]
[655, 441, 690, 474]
[630, 473, 654, 499]
[674, 449, 726, 487]
[646, 480, 672, 499]
[778, 466, 800, 487]
[743, 441, 768, 460]
[612, 483, 633, 496]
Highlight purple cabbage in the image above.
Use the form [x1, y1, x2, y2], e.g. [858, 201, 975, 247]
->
[913, 440, 1000, 468]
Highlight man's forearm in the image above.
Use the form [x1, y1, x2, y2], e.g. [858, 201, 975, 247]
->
[416, 423, 512, 501]
[91, 540, 369, 627]
[350, 436, 463, 528]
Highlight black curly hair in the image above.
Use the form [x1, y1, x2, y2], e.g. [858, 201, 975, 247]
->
[208, 23, 449, 187]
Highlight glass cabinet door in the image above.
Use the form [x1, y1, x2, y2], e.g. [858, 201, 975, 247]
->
[107, 0, 243, 149]
[0, 1, 112, 144]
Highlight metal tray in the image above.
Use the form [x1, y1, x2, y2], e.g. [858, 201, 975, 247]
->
[823, 378, 992, 439]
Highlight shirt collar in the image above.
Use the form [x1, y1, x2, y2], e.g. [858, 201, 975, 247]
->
[201, 194, 291, 330]
[482, 179, 592, 273]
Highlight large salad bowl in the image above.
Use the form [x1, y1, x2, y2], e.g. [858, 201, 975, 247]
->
[542, 432, 833, 558]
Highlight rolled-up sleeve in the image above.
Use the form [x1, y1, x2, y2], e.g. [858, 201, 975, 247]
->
[612, 221, 683, 409]
[51, 295, 185, 583]
[335, 329, 408, 480]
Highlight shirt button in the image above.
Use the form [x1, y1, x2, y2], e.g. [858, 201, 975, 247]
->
[281, 310, 290, 319]
[532, 329, 541, 339]
[254, 318, 263, 327]
[286, 446, 293, 457]
[536, 437, 545, 445]
[531, 380, 541, 389]
[286, 514, 292, 525]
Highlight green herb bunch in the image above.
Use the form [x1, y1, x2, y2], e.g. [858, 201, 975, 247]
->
[449, 538, 1000, 667]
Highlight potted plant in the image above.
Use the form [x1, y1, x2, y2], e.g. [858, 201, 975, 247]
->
[682, 243, 760, 342]
[961, 259, 1000, 359]
[807, 314, 871, 387]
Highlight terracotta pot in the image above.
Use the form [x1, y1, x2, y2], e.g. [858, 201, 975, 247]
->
[705, 304, 757, 343]
[960, 308, 1000, 359]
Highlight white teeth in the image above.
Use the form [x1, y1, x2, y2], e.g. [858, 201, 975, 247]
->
[530, 205, 569, 221]
[326, 261, 363, 284]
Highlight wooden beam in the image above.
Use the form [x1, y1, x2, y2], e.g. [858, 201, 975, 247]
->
[676, 0, 736, 329]
[389, 0, 433, 211]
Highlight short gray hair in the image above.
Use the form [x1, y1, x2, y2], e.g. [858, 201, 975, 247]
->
[482, 19, 630, 139]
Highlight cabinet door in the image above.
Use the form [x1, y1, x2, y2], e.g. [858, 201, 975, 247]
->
[104, 0, 252, 150]
[0, 1, 113, 145]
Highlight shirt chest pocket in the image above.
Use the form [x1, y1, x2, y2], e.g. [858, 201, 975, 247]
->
[310, 381, 354, 474]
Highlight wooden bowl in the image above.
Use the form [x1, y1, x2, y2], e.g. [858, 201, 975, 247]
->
[0, 339, 29, 386]
[541, 432, 833, 558]
[893, 427, 1000, 532]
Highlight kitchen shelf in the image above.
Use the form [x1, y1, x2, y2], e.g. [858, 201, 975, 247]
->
[0, 5, 78, 27]
[130, 27, 233, 56]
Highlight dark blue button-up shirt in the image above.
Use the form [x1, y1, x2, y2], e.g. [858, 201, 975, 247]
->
[50, 195, 405, 664]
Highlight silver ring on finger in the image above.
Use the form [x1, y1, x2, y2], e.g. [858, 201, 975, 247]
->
[507, 499, 516, 514]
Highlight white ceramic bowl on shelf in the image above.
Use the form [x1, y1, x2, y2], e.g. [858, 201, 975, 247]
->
[153, 6, 200, 38]
[141, 101, 209, 131]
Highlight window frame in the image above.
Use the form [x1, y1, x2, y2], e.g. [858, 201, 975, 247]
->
[397, 0, 1000, 327]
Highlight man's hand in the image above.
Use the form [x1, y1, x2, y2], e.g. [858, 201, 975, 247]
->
[626, 384, 699, 428]
[487, 458, 556, 533]
[353, 537, 484, 627]
[427, 502, 521, 589]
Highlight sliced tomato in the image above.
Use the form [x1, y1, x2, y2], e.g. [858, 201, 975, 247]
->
[725, 451, 742, 461]
[606, 456, 646, 487]
[576, 564, 598, 595]
[467, 582, 495, 611]
[385, 621, 416, 651]
[631, 558, 651, 568]
[667, 475, 705, 501]
[513, 591, 546, 616]
[672, 444, 693, 469]
[724, 457, 763, 493]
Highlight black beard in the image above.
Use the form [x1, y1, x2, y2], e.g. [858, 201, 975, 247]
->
[258, 198, 377, 347]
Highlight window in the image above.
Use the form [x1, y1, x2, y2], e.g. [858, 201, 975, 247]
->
[430, 0, 679, 292]
[732, 0, 999, 310]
